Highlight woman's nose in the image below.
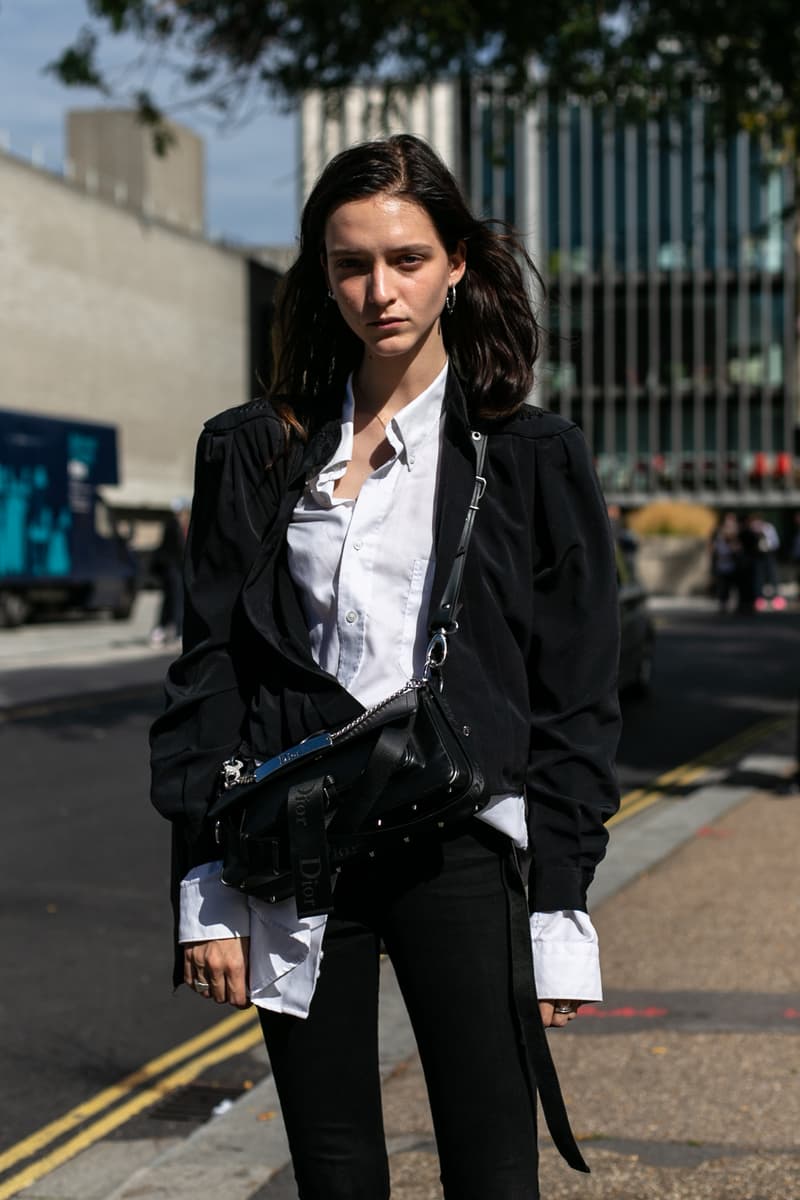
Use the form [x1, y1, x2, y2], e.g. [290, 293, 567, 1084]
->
[368, 266, 393, 306]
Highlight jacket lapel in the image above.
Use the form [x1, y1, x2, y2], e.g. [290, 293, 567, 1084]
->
[240, 420, 339, 682]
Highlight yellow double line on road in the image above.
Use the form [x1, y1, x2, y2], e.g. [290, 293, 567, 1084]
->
[0, 712, 793, 1198]
[0, 1010, 263, 1200]
[608, 714, 791, 828]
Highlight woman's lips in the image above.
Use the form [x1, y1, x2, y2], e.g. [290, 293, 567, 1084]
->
[369, 317, 406, 327]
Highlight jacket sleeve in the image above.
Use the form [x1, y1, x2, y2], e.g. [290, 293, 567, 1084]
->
[149, 413, 285, 873]
[525, 424, 621, 913]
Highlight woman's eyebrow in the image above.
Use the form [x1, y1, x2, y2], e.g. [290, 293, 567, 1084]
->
[327, 242, 435, 256]
[391, 243, 435, 254]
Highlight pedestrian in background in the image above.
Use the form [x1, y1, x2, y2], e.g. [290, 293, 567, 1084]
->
[734, 514, 762, 613]
[750, 513, 785, 611]
[607, 502, 639, 577]
[150, 135, 621, 1199]
[149, 498, 189, 646]
[710, 511, 739, 612]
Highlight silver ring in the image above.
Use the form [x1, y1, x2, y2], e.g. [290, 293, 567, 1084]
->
[193, 980, 210, 991]
[554, 1005, 573, 1014]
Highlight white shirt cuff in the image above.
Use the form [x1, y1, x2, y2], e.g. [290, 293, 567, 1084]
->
[531, 909, 603, 1002]
[178, 861, 251, 942]
[247, 897, 328, 1018]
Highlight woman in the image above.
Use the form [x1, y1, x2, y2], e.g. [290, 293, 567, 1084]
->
[150, 134, 620, 1199]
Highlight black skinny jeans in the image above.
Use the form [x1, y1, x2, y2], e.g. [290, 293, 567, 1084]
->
[259, 824, 540, 1200]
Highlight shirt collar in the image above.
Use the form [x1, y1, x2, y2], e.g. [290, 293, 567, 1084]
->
[385, 360, 448, 470]
[312, 392, 353, 491]
[306, 361, 449, 502]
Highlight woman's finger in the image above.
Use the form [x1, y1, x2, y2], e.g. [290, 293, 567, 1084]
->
[183, 945, 201, 990]
[200, 942, 230, 1005]
[182, 938, 250, 1008]
[539, 999, 581, 1028]
[183, 942, 215, 999]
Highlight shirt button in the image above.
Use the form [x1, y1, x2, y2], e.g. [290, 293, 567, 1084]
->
[345, 610, 358, 624]
[353, 540, 363, 551]
[408, 454, 416, 465]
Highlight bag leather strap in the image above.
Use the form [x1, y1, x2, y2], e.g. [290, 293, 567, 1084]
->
[288, 777, 334, 917]
[504, 849, 590, 1173]
[427, 432, 487, 636]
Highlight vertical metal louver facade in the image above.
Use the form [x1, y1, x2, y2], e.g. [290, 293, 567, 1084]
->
[531, 95, 798, 504]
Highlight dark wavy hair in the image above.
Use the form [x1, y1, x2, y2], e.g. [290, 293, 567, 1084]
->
[270, 134, 543, 433]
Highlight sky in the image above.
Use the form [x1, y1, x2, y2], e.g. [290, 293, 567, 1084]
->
[0, 0, 299, 246]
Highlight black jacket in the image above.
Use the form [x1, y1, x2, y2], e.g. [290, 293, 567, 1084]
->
[150, 371, 621, 946]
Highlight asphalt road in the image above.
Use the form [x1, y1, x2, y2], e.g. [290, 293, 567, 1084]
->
[617, 606, 800, 790]
[0, 686, 256, 1153]
[1, 605, 798, 1155]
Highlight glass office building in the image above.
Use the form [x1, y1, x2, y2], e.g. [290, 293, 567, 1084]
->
[301, 82, 799, 504]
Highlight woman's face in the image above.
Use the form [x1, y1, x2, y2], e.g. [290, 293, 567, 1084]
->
[323, 193, 465, 365]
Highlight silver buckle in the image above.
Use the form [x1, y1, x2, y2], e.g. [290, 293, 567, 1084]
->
[221, 758, 244, 790]
[469, 475, 487, 510]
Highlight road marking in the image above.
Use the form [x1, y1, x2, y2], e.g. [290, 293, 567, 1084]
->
[609, 715, 791, 828]
[578, 1005, 669, 1019]
[0, 1008, 257, 1175]
[0, 1024, 264, 1200]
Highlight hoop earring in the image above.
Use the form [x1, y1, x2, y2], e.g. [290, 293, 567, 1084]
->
[326, 287, 335, 302]
[445, 284, 456, 315]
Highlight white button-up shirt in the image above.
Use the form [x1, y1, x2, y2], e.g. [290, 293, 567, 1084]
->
[288, 362, 442, 697]
[180, 363, 602, 1015]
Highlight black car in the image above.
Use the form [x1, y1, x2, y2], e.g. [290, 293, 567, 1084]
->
[617, 546, 655, 696]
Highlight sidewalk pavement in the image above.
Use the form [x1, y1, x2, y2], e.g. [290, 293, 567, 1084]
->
[0, 593, 171, 711]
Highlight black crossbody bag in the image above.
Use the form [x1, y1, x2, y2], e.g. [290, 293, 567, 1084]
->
[209, 432, 489, 918]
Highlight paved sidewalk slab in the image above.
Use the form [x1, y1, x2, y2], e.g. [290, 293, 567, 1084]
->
[0, 594, 170, 711]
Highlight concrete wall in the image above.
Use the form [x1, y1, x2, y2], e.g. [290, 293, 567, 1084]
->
[0, 149, 249, 509]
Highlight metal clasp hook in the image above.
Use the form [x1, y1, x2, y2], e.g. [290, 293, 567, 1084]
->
[423, 630, 448, 685]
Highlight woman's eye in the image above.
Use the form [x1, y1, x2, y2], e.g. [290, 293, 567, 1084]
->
[399, 255, 424, 266]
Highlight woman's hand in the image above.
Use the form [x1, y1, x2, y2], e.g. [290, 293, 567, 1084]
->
[183, 937, 251, 1009]
[539, 999, 587, 1028]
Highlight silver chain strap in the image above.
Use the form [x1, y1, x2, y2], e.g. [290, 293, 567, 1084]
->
[329, 630, 449, 745]
[329, 678, 424, 743]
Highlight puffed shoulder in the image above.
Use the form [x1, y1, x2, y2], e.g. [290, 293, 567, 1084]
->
[492, 404, 577, 442]
[203, 396, 284, 435]
[198, 397, 294, 479]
